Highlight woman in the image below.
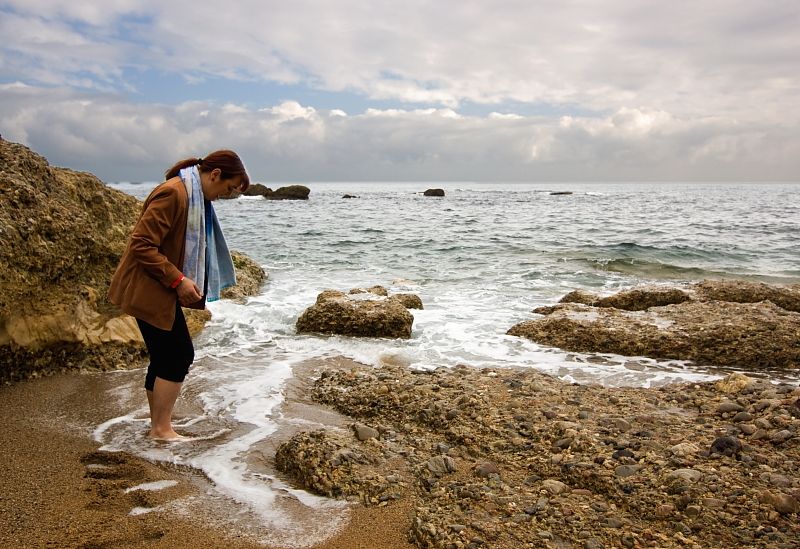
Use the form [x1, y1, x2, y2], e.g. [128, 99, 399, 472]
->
[109, 150, 249, 440]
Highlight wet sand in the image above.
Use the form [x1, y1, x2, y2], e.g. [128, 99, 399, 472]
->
[0, 368, 414, 549]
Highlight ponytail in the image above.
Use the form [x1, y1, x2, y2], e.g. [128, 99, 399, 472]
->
[165, 158, 202, 179]
[165, 150, 250, 192]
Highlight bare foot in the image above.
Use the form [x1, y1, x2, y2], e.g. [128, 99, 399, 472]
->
[148, 429, 186, 442]
[150, 435, 191, 443]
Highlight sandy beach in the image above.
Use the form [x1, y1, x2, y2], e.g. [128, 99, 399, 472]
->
[0, 366, 414, 549]
[1, 355, 800, 548]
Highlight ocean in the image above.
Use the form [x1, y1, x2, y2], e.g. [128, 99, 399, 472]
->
[98, 181, 800, 545]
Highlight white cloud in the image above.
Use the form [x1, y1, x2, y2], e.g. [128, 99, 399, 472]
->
[263, 101, 317, 120]
[1, 1, 798, 180]
[2, 1, 799, 121]
[1, 86, 797, 182]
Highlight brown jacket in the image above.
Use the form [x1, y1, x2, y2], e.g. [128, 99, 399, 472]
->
[109, 177, 204, 330]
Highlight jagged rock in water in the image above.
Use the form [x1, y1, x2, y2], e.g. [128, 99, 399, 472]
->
[559, 287, 691, 311]
[390, 293, 424, 309]
[348, 286, 422, 308]
[692, 279, 800, 313]
[558, 289, 600, 306]
[296, 289, 414, 338]
[508, 298, 800, 368]
[349, 285, 388, 297]
[595, 287, 692, 311]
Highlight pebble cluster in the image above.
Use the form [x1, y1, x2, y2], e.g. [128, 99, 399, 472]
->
[276, 364, 800, 548]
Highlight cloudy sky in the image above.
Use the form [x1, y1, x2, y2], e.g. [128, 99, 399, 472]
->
[1, 1, 798, 182]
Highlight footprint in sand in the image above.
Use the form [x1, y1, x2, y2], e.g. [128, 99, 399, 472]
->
[80, 450, 185, 516]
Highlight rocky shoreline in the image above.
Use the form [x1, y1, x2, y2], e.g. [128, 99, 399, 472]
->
[276, 361, 799, 548]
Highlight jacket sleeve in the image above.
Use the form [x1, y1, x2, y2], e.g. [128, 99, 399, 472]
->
[129, 186, 184, 287]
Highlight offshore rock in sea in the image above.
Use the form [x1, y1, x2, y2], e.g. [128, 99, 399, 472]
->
[296, 290, 415, 338]
[509, 281, 800, 368]
[223, 183, 310, 200]
[242, 183, 271, 197]
[265, 184, 310, 200]
[423, 188, 445, 197]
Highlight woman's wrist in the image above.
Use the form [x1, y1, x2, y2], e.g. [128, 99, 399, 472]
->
[171, 274, 186, 289]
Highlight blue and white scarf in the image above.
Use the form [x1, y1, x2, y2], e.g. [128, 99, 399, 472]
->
[179, 166, 236, 301]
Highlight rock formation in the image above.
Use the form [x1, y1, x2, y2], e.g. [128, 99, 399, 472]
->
[0, 140, 265, 382]
[242, 183, 271, 197]
[423, 188, 445, 197]
[220, 251, 268, 301]
[223, 184, 311, 200]
[390, 293, 424, 310]
[296, 287, 422, 338]
[349, 285, 389, 297]
[509, 280, 800, 368]
[266, 184, 310, 200]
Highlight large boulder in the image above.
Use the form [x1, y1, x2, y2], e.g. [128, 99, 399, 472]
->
[296, 290, 414, 338]
[510, 281, 800, 368]
[0, 140, 265, 382]
[423, 188, 445, 197]
[0, 141, 146, 381]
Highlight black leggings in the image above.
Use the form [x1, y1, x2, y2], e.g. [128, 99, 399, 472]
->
[136, 303, 195, 391]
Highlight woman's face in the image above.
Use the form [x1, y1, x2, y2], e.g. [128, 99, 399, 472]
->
[202, 169, 243, 201]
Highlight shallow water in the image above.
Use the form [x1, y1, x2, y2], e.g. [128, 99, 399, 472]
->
[102, 180, 800, 544]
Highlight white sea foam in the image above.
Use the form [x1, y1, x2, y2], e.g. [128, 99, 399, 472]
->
[124, 480, 179, 493]
[94, 352, 349, 546]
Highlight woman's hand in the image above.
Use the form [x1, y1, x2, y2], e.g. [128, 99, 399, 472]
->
[176, 277, 203, 306]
